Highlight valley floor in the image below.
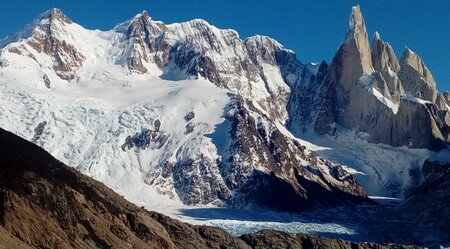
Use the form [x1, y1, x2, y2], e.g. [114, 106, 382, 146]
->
[133, 193, 445, 248]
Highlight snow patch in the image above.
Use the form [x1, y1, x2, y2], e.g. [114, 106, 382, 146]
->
[359, 75, 399, 114]
[401, 93, 433, 105]
[297, 127, 430, 198]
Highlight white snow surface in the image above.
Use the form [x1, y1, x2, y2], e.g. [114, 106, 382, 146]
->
[297, 127, 434, 198]
[359, 75, 399, 114]
[0, 9, 449, 241]
[0, 8, 324, 207]
[401, 92, 433, 105]
[0, 64, 232, 206]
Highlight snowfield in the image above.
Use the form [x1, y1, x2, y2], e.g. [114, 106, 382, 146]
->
[0, 73, 374, 241]
[0, 8, 449, 244]
[0, 8, 448, 204]
[297, 127, 432, 198]
[0, 72, 232, 205]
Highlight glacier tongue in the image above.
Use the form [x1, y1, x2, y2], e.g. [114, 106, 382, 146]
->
[0, 64, 369, 209]
[4, 7, 447, 212]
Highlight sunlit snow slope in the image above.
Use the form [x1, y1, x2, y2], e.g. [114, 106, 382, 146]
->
[0, 9, 372, 212]
[1, 7, 447, 213]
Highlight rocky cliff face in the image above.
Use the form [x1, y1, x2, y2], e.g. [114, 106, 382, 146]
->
[288, 5, 450, 150]
[371, 32, 403, 103]
[166, 96, 370, 210]
[121, 11, 167, 74]
[240, 230, 421, 249]
[0, 128, 422, 249]
[0, 6, 448, 212]
[0, 9, 85, 81]
[0, 8, 372, 210]
[117, 16, 294, 122]
[395, 160, 450, 245]
[398, 48, 437, 102]
[219, 98, 368, 211]
[336, 6, 374, 97]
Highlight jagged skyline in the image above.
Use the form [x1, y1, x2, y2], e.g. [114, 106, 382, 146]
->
[0, 0, 449, 91]
[0, 4, 448, 247]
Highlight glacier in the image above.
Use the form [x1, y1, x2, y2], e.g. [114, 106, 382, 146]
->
[0, 7, 448, 223]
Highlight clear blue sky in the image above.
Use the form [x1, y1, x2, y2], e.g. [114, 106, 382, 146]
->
[0, 0, 449, 91]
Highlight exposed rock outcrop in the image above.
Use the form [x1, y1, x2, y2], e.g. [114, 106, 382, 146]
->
[396, 161, 450, 244]
[337, 5, 374, 95]
[288, 5, 450, 150]
[0, 5, 448, 214]
[221, 99, 369, 211]
[122, 11, 167, 73]
[240, 230, 421, 249]
[26, 9, 85, 80]
[0, 128, 421, 249]
[398, 48, 437, 102]
[165, 97, 370, 209]
[372, 32, 403, 102]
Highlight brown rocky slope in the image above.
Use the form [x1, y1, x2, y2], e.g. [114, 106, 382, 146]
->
[0, 127, 420, 249]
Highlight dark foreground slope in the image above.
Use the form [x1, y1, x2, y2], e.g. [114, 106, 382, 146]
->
[396, 161, 450, 246]
[0, 128, 419, 249]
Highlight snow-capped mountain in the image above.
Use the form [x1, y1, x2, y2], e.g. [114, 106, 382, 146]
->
[0, 6, 448, 211]
[0, 8, 369, 211]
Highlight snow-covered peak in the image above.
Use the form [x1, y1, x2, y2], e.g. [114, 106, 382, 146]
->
[244, 35, 296, 68]
[128, 10, 152, 27]
[0, 8, 72, 48]
[126, 10, 163, 35]
[165, 18, 240, 47]
[0, 8, 300, 121]
[40, 8, 72, 24]
[244, 35, 293, 54]
[246, 35, 280, 47]
[114, 10, 164, 34]
[0, 7, 85, 49]
[21, 8, 72, 35]
[135, 10, 150, 19]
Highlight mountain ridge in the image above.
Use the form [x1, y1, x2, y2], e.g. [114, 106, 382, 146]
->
[0, 6, 448, 212]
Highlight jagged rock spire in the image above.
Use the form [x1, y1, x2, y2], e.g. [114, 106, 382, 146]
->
[372, 32, 400, 73]
[371, 32, 403, 101]
[346, 5, 374, 73]
[335, 5, 374, 94]
[399, 47, 437, 102]
[348, 6, 366, 35]
[400, 48, 436, 88]
[124, 10, 166, 74]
